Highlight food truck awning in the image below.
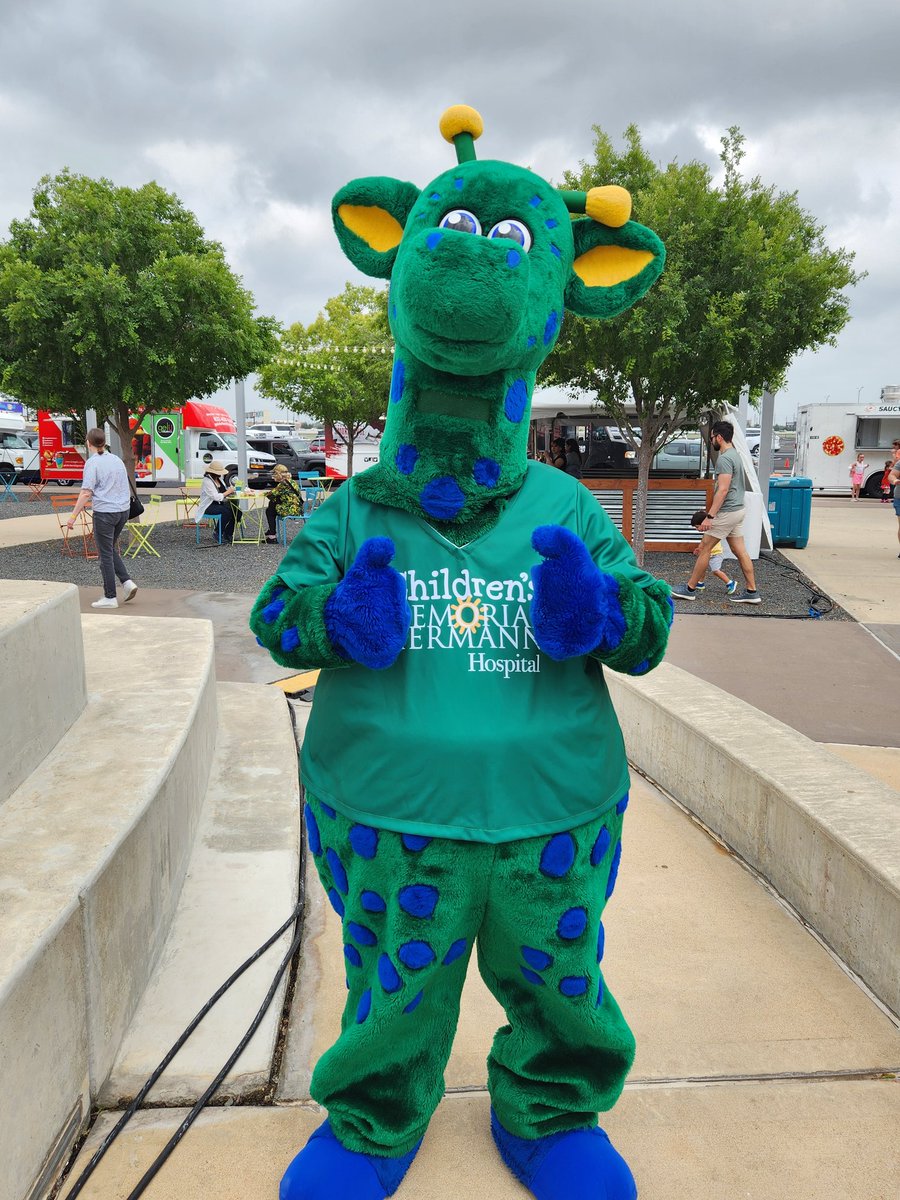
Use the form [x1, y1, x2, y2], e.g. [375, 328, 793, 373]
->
[182, 402, 236, 433]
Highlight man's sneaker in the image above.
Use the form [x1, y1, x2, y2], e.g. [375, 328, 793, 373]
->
[671, 584, 697, 600]
[91, 597, 118, 609]
[726, 579, 738, 595]
[729, 589, 761, 604]
[122, 580, 138, 603]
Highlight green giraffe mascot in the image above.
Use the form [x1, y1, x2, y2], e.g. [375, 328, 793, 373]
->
[251, 105, 672, 1200]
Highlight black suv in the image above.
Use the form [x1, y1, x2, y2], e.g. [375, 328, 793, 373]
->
[247, 436, 326, 480]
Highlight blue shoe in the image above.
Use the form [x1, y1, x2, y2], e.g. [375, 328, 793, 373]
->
[280, 1119, 422, 1200]
[726, 579, 737, 595]
[491, 1108, 637, 1200]
[694, 581, 706, 591]
[670, 583, 697, 600]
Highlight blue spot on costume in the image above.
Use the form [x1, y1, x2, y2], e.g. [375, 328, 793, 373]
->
[251, 106, 670, 1200]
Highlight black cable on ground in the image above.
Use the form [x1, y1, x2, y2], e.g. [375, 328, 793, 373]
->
[756, 550, 836, 619]
[124, 918, 305, 1200]
[63, 903, 304, 1200]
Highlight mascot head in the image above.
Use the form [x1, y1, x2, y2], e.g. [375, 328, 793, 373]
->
[333, 105, 664, 530]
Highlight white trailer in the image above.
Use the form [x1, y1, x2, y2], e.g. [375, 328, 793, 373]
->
[795, 401, 900, 496]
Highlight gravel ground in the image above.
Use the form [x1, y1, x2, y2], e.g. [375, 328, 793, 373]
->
[0, 519, 849, 621]
[0, 496, 66, 518]
[0, 519, 287, 594]
[646, 549, 851, 620]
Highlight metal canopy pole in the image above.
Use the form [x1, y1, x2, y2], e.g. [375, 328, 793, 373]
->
[235, 379, 249, 484]
[757, 384, 775, 509]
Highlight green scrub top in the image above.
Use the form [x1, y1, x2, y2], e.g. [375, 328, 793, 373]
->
[278, 463, 660, 843]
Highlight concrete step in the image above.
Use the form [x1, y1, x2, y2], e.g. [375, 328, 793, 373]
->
[0, 612, 216, 1200]
[103, 682, 301, 1106]
[0, 580, 86, 804]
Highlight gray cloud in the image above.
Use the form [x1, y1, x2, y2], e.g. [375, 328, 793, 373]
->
[2, 0, 899, 419]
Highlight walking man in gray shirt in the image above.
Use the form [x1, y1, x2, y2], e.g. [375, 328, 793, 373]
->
[672, 420, 761, 603]
[68, 428, 138, 609]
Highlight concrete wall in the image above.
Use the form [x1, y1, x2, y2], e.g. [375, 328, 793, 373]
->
[0, 610, 217, 1200]
[608, 664, 900, 1018]
[0, 581, 86, 806]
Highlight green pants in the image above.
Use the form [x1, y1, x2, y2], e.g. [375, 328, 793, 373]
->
[305, 793, 634, 1157]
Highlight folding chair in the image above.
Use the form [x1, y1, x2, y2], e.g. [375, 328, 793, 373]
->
[196, 513, 223, 545]
[27, 476, 48, 500]
[124, 495, 162, 558]
[276, 514, 306, 545]
[52, 496, 98, 559]
[176, 478, 203, 526]
[0, 470, 18, 503]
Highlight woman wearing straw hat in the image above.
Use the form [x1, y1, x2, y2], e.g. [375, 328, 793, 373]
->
[196, 460, 239, 543]
[265, 464, 304, 543]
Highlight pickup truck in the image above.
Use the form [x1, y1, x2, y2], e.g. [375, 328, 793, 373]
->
[247, 435, 326, 478]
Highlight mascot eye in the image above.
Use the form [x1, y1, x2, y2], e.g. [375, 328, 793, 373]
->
[487, 219, 533, 252]
[439, 209, 482, 236]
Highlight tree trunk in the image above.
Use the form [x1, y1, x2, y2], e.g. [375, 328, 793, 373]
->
[111, 401, 138, 486]
[346, 429, 355, 478]
[632, 441, 656, 566]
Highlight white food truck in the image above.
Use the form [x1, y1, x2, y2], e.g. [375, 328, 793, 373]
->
[0, 408, 40, 481]
[794, 400, 900, 496]
[38, 403, 277, 487]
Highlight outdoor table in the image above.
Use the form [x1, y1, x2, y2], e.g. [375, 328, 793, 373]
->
[230, 489, 267, 546]
[0, 470, 19, 503]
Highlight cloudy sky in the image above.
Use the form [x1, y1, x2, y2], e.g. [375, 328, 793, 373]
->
[2, 0, 898, 422]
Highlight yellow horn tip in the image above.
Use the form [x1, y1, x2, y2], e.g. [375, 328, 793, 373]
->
[585, 185, 633, 228]
[439, 104, 484, 143]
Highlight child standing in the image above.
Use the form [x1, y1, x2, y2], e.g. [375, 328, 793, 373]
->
[881, 460, 893, 503]
[690, 510, 737, 594]
[849, 453, 866, 501]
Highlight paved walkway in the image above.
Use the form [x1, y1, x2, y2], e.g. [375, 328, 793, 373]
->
[780, 495, 900, 639]
[62, 774, 900, 1199]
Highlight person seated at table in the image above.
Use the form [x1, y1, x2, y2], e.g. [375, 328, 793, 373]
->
[196, 460, 240, 543]
[264, 464, 304, 543]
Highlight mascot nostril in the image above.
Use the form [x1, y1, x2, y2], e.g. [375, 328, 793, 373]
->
[252, 104, 671, 1200]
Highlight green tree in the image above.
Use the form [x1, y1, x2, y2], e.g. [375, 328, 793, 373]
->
[258, 283, 391, 476]
[0, 170, 278, 481]
[543, 125, 861, 560]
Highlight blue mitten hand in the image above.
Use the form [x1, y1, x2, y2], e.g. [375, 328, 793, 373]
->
[531, 525, 626, 661]
[324, 537, 411, 669]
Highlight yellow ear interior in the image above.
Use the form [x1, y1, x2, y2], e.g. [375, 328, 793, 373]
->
[337, 204, 405, 253]
[573, 244, 655, 288]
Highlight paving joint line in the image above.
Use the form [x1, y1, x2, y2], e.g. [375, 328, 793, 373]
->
[441, 1065, 899, 1098]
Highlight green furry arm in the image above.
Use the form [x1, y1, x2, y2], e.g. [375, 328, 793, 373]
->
[592, 577, 673, 676]
[249, 574, 348, 672]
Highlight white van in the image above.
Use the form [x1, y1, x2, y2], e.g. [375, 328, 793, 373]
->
[0, 413, 40, 482]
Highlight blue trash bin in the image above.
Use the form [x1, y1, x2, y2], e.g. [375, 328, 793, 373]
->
[767, 477, 812, 548]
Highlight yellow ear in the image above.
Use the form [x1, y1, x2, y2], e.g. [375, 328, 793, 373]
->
[337, 204, 405, 253]
[573, 244, 656, 288]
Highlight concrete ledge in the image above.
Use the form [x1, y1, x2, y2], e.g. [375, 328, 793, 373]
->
[0, 615, 216, 1200]
[607, 663, 900, 1017]
[0, 581, 86, 805]
[105, 682, 301, 1105]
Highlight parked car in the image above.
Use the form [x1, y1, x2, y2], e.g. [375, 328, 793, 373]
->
[247, 422, 296, 438]
[653, 438, 702, 472]
[247, 435, 326, 478]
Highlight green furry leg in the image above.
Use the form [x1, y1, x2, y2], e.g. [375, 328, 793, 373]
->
[305, 794, 491, 1157]
[304, 793, 633, 1156]
[479, 802, 634, 1139]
